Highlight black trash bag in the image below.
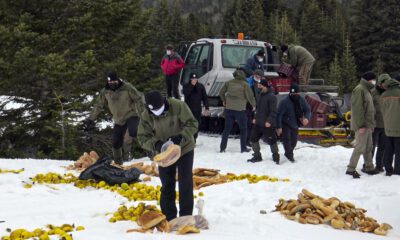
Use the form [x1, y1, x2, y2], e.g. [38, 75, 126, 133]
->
[79, 156, 142, 185]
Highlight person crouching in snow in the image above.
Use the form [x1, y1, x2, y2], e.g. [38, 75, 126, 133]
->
[247, 80, 280, 164]
[137, 91, 198, 221]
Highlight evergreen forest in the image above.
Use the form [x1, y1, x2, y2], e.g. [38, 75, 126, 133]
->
[0, 0, 399, 159]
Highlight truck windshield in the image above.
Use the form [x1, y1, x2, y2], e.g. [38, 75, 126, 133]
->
[221, 45, 264, 68]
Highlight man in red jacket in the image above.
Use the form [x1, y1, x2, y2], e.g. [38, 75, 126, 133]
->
[161, 45, 185, 99]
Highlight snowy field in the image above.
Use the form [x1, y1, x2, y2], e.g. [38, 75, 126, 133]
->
[0, 135, 399, 240]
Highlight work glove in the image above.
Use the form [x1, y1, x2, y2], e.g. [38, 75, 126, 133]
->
[170, 135, 183, 145]
[82, 119, 95, 132]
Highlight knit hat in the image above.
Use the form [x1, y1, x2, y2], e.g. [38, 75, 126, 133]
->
[254, 69, 264, 77]
[190, 73, 198, 79]
[107, 71, 118, 81]
[166, 44, 174, 50]
[256, 49, 265, 57]
[145, 91, 164, 110]
[259, 79, 269, 87]
[362, 71, 376, 81]
[289, 83, 300, 93]
[280, 44, 288, 53]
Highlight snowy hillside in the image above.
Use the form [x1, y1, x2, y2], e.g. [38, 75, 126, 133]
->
[0, 135, 399, 240]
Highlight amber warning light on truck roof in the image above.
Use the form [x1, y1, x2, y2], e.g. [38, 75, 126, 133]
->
[238, 32, 244, 40]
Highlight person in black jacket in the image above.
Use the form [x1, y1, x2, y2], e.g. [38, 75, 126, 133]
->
[247, 80, 280, 163]
[276, 84, 311, 162]
[183, 73, 209, 141]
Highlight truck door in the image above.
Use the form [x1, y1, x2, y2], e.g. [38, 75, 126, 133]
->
[180, 43, 213, 86]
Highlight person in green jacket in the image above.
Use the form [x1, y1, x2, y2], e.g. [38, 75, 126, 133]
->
[380, 75, 400, 176]
[368, 75, 387, 172]
[137, 91, 198, 221]
[281, 44, 315, 85]
[346, 71, 379, 178]
[83, 71, 145, 165]
[219, 68, 256, 153]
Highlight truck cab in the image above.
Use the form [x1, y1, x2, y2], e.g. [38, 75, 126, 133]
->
[179, 38, 280, 107]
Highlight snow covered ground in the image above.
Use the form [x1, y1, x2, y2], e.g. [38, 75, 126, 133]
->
[0, 135, 399, 239]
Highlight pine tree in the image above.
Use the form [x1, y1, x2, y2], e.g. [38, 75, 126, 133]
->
[269, 11, 299, 45]
[341, 34, 358, 94]
[352, 0, 400, 75]
[326, 52, 342, 89]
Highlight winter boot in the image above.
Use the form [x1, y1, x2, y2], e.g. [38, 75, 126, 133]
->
[270, 143, 280, 164]
[123, 143, 132, 162]
[112, 147, 123, 165]
[247, 152, 262, 163]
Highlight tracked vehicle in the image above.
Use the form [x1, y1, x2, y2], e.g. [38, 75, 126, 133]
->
[178, 37, 353, 146]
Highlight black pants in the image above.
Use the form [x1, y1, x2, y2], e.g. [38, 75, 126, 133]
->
[282, 124, 298, 159]
[372, 128, 386, 168]
[112, 116, 139, 149]
[158, 150, 194, 221]
[250, 125, 277, 145]
[191, 110, 202, 140]
[383, 136, 400, 175]
[166, 74, 180, 99]
[245, 106, 254, 144]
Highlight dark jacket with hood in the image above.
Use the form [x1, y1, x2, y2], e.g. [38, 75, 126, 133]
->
[89, 81, 144, 125]
[380, 76, 400, 137]
[137, 98, 198, 156]
[183, 82, 209, 113]
[244, 54, 265, 77]
[350, 79, 375, 131]
[254, 87, 277, 128]
[372, 75, 386, 128]
[219, 70, 256, 111]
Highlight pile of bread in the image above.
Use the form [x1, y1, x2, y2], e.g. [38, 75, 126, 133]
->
[127, 210, 207, 234]
[274, 189, 393, 236]
[66, 151, 99, 170]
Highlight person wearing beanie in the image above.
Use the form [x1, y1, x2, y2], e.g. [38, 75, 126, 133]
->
[137, 91, 198, 221]
[160, 44, 185, 99]
[379, 74, 400, 176]
[219, 69, 256, 153]
[182, 73, 210, 141]
[280, 44, 315, 85]
[247, 79, 280, 164]
[276, 83, 311, 162]
[245, 69, 265, 146]
[243, 49, 266, 77]
[346, 71, 379, 178]
[83, 71, 145, 165]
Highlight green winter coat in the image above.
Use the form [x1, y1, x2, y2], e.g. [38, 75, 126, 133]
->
[371, 89, 384, 128]
[137, 98, 198, 156]
[380, 77, 400, 137]
[219, 70, 256, 111]
[89, 81, 145, 125]
[287, 44, 315, 68]
[350, 79, 375, 131]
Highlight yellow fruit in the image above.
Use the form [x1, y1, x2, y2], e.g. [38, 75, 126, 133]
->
[98, 181, 106, 188]
[75, 226, 85, 231]
[121, 183, 130, 190]
[23, 183, 33, 188]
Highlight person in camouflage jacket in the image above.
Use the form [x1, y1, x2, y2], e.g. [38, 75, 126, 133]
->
[137, 91, 198, 221]
[84, 71, 145, 165]
[380, 75, 400, 176]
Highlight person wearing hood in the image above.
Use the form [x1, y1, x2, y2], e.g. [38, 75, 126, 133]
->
[346, 71, 380, 178]
[276, 83, 311, 162]
[280, 44, 315, 85]
[379, 74, 400, 176]
[367, 74, 388, 173]
[247, 79, 280, 164]
[137, 91, 198, 221]
[219, 69, 256, 153]
[83, 71, 145, 165]
[243, 49, 266, 77]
